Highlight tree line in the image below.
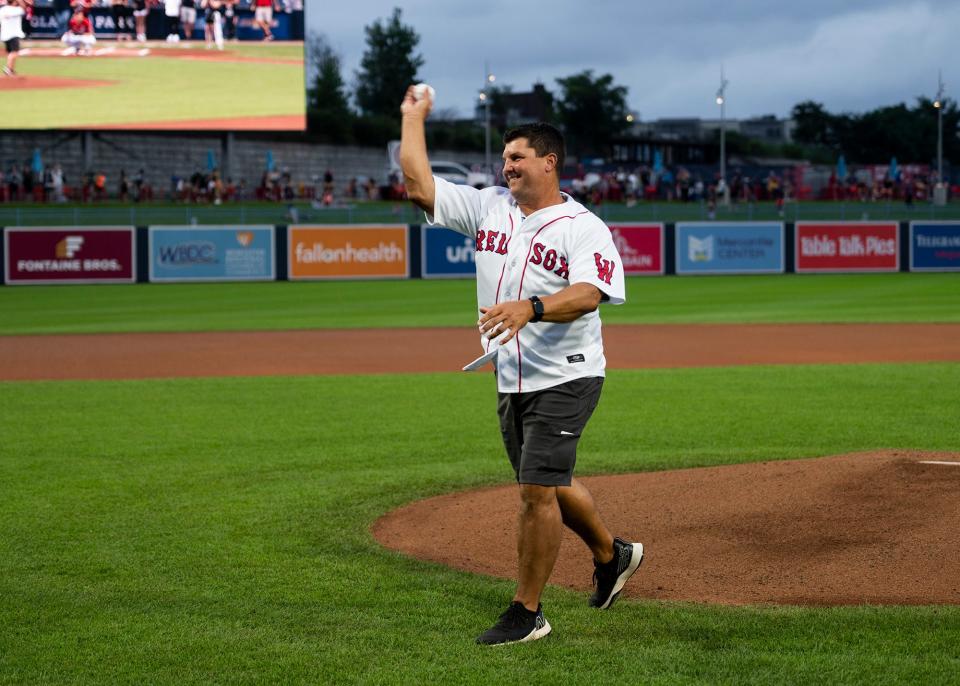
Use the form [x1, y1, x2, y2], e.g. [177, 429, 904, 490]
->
[309, 8, 956, 167]
[306, 8, 630, 157]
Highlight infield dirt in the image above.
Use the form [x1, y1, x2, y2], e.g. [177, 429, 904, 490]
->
[2, 322, 959, 381]
[374, 450, 960, 606]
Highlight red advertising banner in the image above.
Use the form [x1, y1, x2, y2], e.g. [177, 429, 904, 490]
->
[4, 227, 136, 285]
[609, 223, 664, 275]
[795, 222, 899, 273]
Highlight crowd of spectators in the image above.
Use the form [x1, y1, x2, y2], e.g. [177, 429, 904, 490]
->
[820, 171, 944, 205]
[562, 165, 793, 211]
[1, 157, 953, 207]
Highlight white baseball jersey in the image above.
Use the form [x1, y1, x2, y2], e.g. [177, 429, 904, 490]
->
[0, 5, 25, 42]
[427, 176, 625, 394]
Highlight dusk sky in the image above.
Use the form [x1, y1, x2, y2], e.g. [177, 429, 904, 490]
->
[308, 0, 954, 121]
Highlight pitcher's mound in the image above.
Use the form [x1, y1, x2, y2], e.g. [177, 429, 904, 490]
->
[373, 451, 960, 605]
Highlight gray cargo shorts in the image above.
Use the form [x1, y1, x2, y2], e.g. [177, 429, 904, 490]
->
[497, 376, 604, 487]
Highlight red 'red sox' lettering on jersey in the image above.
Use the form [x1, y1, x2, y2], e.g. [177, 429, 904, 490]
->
[476, 229, 509, 255]
[428, 176, 625, 393]
[529, 242, 570, 280]
[594, 253, 615, 285]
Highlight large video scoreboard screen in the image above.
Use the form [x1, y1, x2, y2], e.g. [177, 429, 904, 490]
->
[0, 0, 305, 130]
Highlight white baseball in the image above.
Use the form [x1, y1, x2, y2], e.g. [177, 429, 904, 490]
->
[412, 83, 436, 103]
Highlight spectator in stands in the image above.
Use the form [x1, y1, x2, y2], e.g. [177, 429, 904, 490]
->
[61, 7, 95, 55]
[132, 167, 144, 200]
[346, 177, 357, 199]
[118, 169, 129, 201]
[20, 0, 33, 40]
[22, 162, 34, 197]
[94, 171, 107, 200]
[1, 0, 25, 77]
[222, 0, 236, 41]
[53, 0, 72, 37]
[322, 169, 334, 205]
[51, 164, 66, 203]
[209, 170, 223, 204]
[71, 0, 93, 17]
[252, 0, 275, 41]
[179, 0, 197, 41]
[43, 165, 54, 200]
[132, 0, 147, 41]
[202, 0, 223, 50]
[111, 0, 132, 42]
[163, 0, 180, 42]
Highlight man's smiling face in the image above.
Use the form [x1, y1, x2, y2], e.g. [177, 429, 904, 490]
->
[502, 137, 554, 207]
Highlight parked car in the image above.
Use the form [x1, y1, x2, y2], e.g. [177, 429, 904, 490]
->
[430, 161, 495, 188]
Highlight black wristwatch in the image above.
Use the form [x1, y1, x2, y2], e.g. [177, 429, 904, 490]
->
[528, 295, 545, 323]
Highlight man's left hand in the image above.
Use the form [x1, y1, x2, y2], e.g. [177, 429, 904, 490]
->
[478, 300, 534, 345]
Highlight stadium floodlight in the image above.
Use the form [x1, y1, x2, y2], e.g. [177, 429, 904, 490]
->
[716, 66, 730, 205]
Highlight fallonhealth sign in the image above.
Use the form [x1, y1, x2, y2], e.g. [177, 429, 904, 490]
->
[288, 225, 409, 280]
[421, 226, 476, 279]
[909, 222, 960, 272]
[4, 226, 135, 285]
[675, 222, 784, 275]
[795, 222, 899, 273]
[149, 226, 275, 282]
[608, 224, 664, 275]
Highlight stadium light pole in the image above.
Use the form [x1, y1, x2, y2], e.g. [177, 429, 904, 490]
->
[933, 71, 944, 205]
[716, 66, 730, 205]
[480, 66, 496, 176]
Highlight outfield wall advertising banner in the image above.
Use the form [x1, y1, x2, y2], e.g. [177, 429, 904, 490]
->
[421, 226, 476, 279]
[148, 226, 275, 283]
[795, 222, 899, 273]
[909, 222, 960, 272]
[675, 222, 784, 275]
[609, 223, 664, 275]
[288, 225, 409, 280]
[29, 8, 304, 41]
[4, 226, 135, 285]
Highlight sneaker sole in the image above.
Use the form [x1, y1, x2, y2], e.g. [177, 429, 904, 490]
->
[482, 619, 552, 646]
[597, 542, 644, 610]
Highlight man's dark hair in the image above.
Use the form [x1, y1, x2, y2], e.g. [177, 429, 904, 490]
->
[503, 123, 565, 173]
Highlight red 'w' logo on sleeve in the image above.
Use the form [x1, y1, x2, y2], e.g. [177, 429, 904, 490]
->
[594, 253, 615, 285]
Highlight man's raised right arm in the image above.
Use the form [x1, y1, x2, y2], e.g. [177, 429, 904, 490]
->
[399, 85, 436, 216]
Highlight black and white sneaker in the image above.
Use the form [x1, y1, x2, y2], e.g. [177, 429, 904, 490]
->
[589, 538, 644, 609]
[475, 601, 552, 645]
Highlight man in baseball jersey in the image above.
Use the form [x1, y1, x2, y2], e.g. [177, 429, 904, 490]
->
[399, 87, 644, 646]
[60, 7, 95, 55]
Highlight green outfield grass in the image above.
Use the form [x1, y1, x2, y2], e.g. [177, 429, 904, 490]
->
[1, 276, 958, 683]
[1, 273, 958, 336]
[5, 42, 304, 128]
[2, 363, 959, 684]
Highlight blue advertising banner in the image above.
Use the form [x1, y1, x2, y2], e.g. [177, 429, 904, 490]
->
[909, 222, 960, 272]
[149, 226, 275, 282]
[29, 8, 304, 40]
[421, 226, 476, 279]
[676, 222, 784, 275]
